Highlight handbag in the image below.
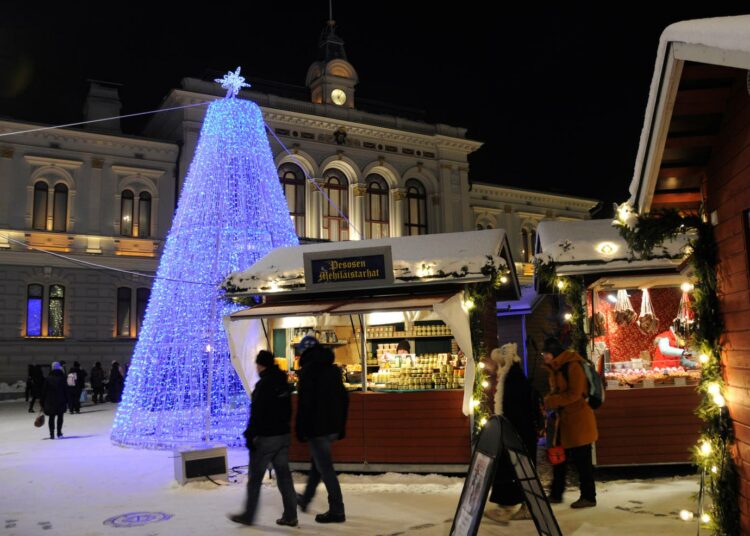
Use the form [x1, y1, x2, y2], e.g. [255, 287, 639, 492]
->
[546, 413, 566, 465]
[34, 412, 45, 428]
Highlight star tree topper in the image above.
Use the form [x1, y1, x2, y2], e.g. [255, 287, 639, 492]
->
[215, 67, 252, 98]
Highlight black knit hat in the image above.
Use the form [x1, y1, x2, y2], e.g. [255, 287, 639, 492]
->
[542, 337, 566, 357]
[255, 350, 275, 368]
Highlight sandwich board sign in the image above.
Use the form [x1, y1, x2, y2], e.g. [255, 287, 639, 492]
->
[450, 416, 562, 536]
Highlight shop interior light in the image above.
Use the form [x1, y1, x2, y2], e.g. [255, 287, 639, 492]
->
[607, 294, 617, 304]
[707, 382, 721, 396]
[680, 282, 694, 292]
[679, 510, 694, 521]
[699, 353, 710, 364]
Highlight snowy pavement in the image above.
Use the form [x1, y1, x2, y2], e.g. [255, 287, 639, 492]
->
[0, 400, 700, 535]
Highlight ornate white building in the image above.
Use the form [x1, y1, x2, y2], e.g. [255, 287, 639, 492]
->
[0, 21, 595, 382]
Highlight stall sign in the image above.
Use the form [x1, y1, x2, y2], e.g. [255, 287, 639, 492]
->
[304, 246, 394, 291]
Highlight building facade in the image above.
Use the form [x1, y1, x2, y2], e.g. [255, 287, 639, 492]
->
[0, 22, 596, 383]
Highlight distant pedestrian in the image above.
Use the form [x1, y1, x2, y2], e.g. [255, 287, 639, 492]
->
[67, 361, 86, 413]
[107, 362, 124, 403]
[27, 365, 44, 413]
[41, 362, 68, 439]
[542, 337, 598, 508]
[66, 366, 79, 414]
[295, 336, 349, 524]
[230, 350, 298, 527]
[90, 362, 105, 404]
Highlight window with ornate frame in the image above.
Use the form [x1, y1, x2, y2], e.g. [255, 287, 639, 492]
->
[32, 182, 48, 231]
[365, 174, 389, 239]
[26, 284, 43, 336]
[52, 184, 68, 232]
[138, 192, 152, 238]
[404, 178, 427, 236]
[322, 169, 349, 241]
[47, 284, 65, 337]
[278, 163, 306, 237]
[115, 286, 151, 338]
[121, 190, 134, 236]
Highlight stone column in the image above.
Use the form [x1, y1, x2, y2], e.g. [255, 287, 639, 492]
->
[308, 177, 323, 239]
[430, 193, 441, 234]
[392, 187, 406, 237]
[351, 183, 368, 240]
[89, 158, 104, 234]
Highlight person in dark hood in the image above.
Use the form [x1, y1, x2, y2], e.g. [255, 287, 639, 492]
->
[295, 336, 349, 523]
[41, 362, 69, 439]
[230, 350, 297, 527]
[108, 362, 124, 403]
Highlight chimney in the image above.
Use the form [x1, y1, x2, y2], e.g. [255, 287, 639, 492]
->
[82, 80, 123, 133]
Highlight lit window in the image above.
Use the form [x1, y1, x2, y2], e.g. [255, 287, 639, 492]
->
[138, 192, 152, 238]
[278, 163, 306, 237]
[405, 179, 427, 236]
[47, 284, 65, 337]
[365, 174, 389, 239]
[26, 284, 43, 336]
[121, 190, 134, 236]
[33, 182, 48, 231]
[322, 169, 349, 241]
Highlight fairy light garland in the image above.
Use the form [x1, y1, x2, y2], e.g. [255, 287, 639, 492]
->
[110, 94, 299, 449]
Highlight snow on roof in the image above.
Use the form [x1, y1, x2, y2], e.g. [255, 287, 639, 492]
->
[536, 219, 690, 276]
[223, 229, 519, 296]
[629, 15, 750, 209]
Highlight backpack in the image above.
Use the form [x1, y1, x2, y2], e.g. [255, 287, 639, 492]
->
[562, 359, 605, 409]
[67, 372, 77, 387]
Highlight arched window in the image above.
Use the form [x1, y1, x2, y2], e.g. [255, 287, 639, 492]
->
[138, 192, 152, 238]
[26, 284, 43, 336]
[33, 182, 48, 230]
[136, 288, 150, 336]
[365, 174, 389, 239]
[47, 284, 65, 337]
[52, 184, 68, 232]
[278, 163, 306, 237]
[404, 179, 427, 236]
[116, 287, 131, 337]
[121, 190, 134, 236]
[322, 169, 349, 241]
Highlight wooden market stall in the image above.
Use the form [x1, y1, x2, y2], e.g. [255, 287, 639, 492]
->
[536, 219, 702, 466]
[222, 229, 520, 472]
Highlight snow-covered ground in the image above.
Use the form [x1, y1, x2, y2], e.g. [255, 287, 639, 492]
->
[0, 399, 700, 535]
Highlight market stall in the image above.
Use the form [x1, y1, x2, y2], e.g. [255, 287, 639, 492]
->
[536, 219, 702, 466]
[222, 229, 520, 472]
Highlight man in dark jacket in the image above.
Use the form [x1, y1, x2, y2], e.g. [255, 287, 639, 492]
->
[42, 362, 68, 439]
[90, 362, 105, 404]
[230, 350, 297, 527]
[295, 336, 349, 523]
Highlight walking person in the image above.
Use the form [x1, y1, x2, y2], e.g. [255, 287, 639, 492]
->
[41, 362, 69, 439]
[28, 365, 44, 413]
[542, 338, 598, 508]
[69, 361, 86, 413]
[295, 336, 349, 523]
[230, 350, 298, 527]
[66, 366, 79, 414]
[90, 362, 105, 404]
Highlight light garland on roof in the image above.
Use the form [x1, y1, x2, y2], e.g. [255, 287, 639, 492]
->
[110, 89, 298, 450]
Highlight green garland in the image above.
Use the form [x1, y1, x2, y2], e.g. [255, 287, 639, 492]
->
[534, 259, 587, 356]
[616, 208, 739, 536]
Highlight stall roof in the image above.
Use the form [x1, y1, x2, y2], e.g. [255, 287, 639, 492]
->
[229, 294, 456, 320]
[536, 219, 690, 276]
[223, 229, 520, 300]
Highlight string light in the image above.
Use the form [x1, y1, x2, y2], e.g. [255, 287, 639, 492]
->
[699, 353, 710, 364]
[707, 382, 721, 396]
[563, 313, 573, 321]
[479, 417, 488, 426]
[701, 513, 711, 524]
[679, 510, 694, 521]
[711, 466, 718, 474]
[700, 441, 712, 456]
[499, 275, 508, 284]
[556, 279, 566, 290]
[680, 282, 694, 292]
[478, 362, 486, 369]
[471, 399, 480, 408]
[463, 298, 476, 311]
[111, 96, 299, 449]
[713, 394, 726, 407]
[481, 380, 489, 388]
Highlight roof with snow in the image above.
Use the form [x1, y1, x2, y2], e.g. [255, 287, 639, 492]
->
[628, 15, 750, 213]
[223, 229, 520, 300]
[535, 219, 690, 276]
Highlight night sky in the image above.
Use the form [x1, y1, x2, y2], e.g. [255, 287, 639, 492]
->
[1, 4, 747, 206]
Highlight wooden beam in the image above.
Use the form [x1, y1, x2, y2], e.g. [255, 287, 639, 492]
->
[673, 87, 732, 115]
[651, 191, 703, 208]
[658, 165, 705, 180]
[664, 134, 716, 149]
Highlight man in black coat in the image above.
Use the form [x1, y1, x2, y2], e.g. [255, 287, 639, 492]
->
[295, 336, 349, 523]
[41, 362, 68, 439]
[90, 362, 105, 404]
[230, 351, 298, 527]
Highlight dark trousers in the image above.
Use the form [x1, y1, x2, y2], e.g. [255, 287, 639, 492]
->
[243, 434, 297, 522]
[92, 386, 104, 403]
[48, 412, 64, 438]
[29, 396, 39, 412]
[301, 434, 344, 515]
[551, 444, 596, 501]
[67, 386, 80, 413]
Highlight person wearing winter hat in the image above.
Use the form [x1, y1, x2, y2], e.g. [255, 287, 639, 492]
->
[542, 337, 598, 508]
[295, 337, 349, 523]
[230, 350, 297, 527]
[41, 362, 69, 439]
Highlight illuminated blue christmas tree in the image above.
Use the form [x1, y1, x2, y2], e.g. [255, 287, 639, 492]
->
[111, 70, 298, 449]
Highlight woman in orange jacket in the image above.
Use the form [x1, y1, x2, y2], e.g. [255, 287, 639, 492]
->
[542, 338, 597, 508]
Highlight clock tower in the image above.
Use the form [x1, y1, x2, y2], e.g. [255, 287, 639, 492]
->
[306, 19, 358, 108]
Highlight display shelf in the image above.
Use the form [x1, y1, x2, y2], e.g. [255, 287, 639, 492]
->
[369, 387, 463, 393]
[290, 340, 349, 347]
[367, 335, 453, 340]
